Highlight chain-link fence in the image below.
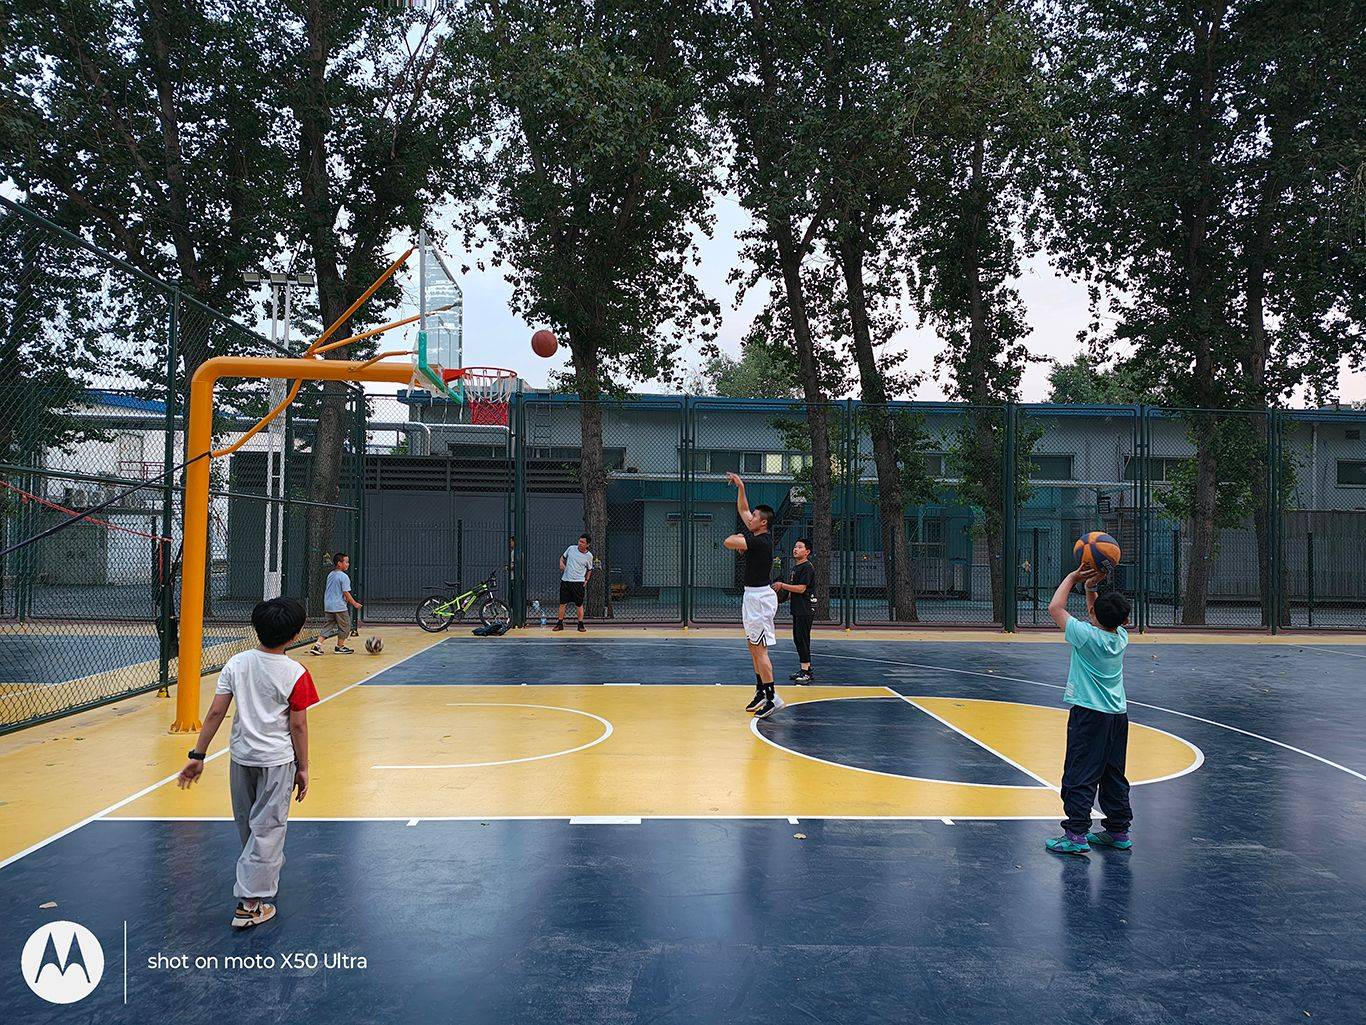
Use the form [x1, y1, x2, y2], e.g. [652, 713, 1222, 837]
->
[7, 193, 1366, 735]
[514, 396, 684, 624]
[0, 197, 363, 733]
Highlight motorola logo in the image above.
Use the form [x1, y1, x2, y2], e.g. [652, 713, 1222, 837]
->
[21, 921, 104, 1004]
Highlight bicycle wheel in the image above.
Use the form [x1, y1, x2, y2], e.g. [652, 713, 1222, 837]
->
[479, 598, 511, 628]
[417, 596, 454, 633]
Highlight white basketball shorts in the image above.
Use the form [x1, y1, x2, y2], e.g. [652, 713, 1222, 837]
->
[741, 586, 779, 647]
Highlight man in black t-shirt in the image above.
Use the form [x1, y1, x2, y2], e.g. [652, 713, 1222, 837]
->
[722, 472, 783, 718]
[773, 537, 816, 683]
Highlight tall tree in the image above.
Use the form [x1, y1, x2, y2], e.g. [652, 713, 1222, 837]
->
[814, 0, 930, 623]
[1, 0, 289, 383]
[905, 0, 1051, 623]
[708, 0, 845, 620]
[1047, 0, 1365, 624]
[460, 0, 719, 617]
[276, 1, 465, 609]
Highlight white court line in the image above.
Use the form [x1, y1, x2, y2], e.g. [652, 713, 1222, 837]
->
[788, 816, 799, 825]
[0, 637, 443, 870]
[93, 813, 1063, 823]
[570, 816, 641, 825]
[407, 818, 419, 826]
[888, 690, 1204, 789]
[1301, 644, 1366, 660]
[942, 818, 954, 825]
[747, 695, 1049, 790]
[886, 688, 1059, 791]
[373, 703, 613, 770]
[818, 651, 1366, 784]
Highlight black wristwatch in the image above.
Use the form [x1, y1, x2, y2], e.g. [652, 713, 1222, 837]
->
[187, 749, 206, 761]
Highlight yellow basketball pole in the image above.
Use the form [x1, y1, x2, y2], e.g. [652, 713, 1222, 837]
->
[172, 355, 416, 732]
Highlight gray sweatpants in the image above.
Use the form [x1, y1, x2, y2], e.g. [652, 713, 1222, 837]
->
[229, 760, 295, 899]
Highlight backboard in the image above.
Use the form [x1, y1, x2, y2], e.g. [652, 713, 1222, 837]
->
[415, 227, 464, 401]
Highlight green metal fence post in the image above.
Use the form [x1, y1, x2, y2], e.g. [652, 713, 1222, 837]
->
[504, 391, 516, 620]
[351, 391, 366, 622]
[1002, 402, 1018, 632]
[1031, 527, 1041, 625]
[680, 396, 690, 625]
[843, 400, 855, 630]
[512, 392, 527, 626]
[158, 293, 180, 690]
[1134, 404, 1147, 632]
[1306, 530, 1314, 627]
[1172, 526, 1182, 624]
[1267, 409, 1280, 634]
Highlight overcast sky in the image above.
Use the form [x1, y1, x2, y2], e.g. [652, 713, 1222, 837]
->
[436, 196, 1365, 406]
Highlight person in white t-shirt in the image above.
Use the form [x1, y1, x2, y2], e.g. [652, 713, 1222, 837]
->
[554, 533, 594, 632]
[177, 597, 320, 929]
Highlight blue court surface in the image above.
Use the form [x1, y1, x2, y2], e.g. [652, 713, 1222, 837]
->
[4, 635, 1365, 1024]
[0, 630, 247, 685]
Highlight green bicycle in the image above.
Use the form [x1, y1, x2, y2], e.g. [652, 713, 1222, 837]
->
[416, 573, 511, 632]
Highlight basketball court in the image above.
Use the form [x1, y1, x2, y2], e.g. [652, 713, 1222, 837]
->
[3, 629, 1365, 1023]
[5, 215, 1366, 1025]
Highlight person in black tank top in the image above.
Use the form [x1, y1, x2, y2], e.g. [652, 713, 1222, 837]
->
[722, 473, 784, 719]
[773, 537, 816, 682]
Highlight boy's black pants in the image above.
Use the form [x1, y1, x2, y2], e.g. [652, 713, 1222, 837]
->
[792, 616, 813, 664]
[1060, 705, 1132, 836]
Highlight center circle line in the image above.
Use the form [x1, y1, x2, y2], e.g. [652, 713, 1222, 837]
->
[372, 702, 613, 770]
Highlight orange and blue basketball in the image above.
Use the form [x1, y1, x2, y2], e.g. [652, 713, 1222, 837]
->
[1074, 531, 1121, 574]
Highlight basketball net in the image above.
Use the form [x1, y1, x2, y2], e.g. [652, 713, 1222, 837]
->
[447, 366, 517, 426]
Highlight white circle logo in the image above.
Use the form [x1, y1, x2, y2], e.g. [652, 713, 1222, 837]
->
[21, 921, 104, 1004]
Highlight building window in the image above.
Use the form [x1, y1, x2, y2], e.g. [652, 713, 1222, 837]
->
[529, 446, 625, 469]
[1338, 461, 1366, 487]
[741, 452, 764, 474]
[1124, 457, 1189, 483]
[709, 451, 741, 474]
[1028, 454, 1074, 480]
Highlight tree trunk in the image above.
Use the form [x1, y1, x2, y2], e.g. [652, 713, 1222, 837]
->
[1181, 435, 1219, 624]
[962, 135, 1006, 624]
[772, 227, 834, 620]
[297, 4, 352, 616]
[835, 222, 917, 622]
[1176, 4, 1227, 627]
[746, 1, 835, 620]
[571, 338, 609, 619]
[1243, 119, 1290, 628]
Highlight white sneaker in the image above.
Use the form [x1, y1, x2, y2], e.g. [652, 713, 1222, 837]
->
[754, 694, 786, 719]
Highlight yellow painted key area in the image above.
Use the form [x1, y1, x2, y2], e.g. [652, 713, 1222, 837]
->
[109, 685, 1198, 823]
[0, 627, 1218, 865]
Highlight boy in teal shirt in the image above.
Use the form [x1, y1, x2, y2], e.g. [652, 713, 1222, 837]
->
[1045, 567, 1133, 855]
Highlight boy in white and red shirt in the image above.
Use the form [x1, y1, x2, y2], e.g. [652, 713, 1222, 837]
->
[177, 597, 319, 928]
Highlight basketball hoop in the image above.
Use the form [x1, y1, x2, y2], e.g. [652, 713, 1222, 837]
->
[443, 366, 518, 425]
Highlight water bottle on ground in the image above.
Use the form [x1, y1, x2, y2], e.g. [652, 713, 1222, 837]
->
[533, 599, 544, 627]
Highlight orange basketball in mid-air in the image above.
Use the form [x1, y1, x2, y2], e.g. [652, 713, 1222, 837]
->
[1074, 531, 1121, 575]
[531, 329, 558, 358]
